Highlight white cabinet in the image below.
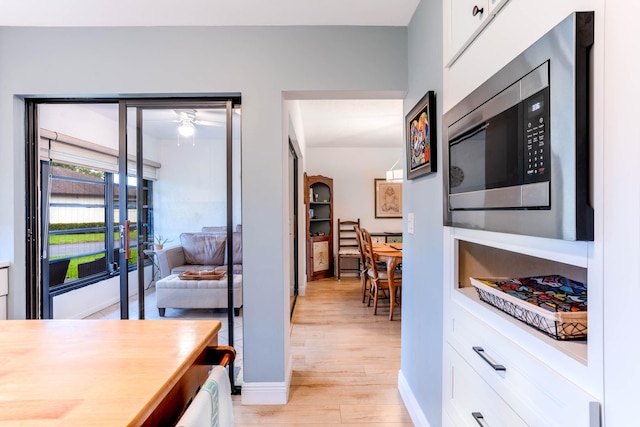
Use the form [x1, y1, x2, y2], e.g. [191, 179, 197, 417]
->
[444, 344, 528, 426]
[487, 0, 510, 14]
[0, 262, 8, 320]
[447, 301, 599, 426]
[444, 0, 510, 66]
[442, 228, 602, 426]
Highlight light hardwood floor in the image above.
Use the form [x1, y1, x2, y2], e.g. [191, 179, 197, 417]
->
[233, 277, 413, 426]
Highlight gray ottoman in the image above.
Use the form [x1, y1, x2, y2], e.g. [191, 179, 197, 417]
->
[155, 273, 243, 316]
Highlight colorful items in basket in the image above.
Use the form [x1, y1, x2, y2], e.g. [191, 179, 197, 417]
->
[470, 275, 588, 340]
[178, 270, 226, 281]
[477, 275, 587, 313]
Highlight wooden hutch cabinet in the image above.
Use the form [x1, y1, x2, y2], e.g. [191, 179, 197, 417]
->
[305, 174, 333, 280]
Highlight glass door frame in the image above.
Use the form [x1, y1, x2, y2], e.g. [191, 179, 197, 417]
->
[121, 99, 238, 319]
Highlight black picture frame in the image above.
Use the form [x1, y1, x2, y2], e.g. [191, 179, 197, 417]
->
[406, 91, 437, 180]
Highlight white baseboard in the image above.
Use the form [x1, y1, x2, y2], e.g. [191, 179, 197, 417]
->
[241, 381, 289, 405]
[242, 355, 292, 405]
[398, 369, 431, 427]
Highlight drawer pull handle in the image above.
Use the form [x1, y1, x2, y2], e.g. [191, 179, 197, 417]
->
[473, 346, 506, 371]
[472, 412, 489, 426]
[472, 5, 484, 16]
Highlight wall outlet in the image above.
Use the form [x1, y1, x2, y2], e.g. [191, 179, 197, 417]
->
[407, 212, 415, 234]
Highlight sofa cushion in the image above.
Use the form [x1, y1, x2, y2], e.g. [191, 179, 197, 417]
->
[231, 232, 242, 263]
[180, 233, 226, 266]
[201, 226, 227, 235]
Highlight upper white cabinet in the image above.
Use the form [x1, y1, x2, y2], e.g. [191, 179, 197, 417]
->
[444, 0, 510, 66]
[487, 0, 510, 14]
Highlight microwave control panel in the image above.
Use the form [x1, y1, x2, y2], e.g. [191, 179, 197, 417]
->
[524, 89, 550, 183]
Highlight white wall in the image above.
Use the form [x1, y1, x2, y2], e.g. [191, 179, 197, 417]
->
[0, 25, 407, 400]
[154, 134, 229, 242]
[154, 109, 243, 241]
[602, 1, 640, 424]
[305, 146, 403, 237]
[401, 0, 444, 425]
[52, 267, 150, 319]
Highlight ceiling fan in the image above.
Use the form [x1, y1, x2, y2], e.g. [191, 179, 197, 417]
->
[174, 109, 224, 137]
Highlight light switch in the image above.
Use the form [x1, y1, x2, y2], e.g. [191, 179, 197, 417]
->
[407, 212, 415, 234]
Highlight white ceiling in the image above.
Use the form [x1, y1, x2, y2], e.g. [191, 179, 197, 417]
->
[2, 1, 416, 149]
[0, 0, 420, 27]
[139, 101, 404, 149]
[297, 99, 404, 148]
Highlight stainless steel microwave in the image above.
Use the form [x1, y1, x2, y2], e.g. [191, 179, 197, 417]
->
[442, 12, 594, 241]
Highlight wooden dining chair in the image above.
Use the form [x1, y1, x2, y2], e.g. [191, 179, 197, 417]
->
[336, 218, 361, 280]
[361, 228, 401, 316]
[354, 225, 371, 303]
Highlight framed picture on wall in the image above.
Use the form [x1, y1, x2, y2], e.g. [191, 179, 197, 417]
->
[375, 179, 402, 218]
[406, 90, 437, 180]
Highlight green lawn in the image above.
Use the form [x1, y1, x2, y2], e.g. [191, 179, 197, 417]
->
[49, 231, 136, 244]
[50, 231, 140, 279]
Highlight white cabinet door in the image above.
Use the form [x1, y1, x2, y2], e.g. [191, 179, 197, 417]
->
[444, 343, 528, 427]
[487, 0, 509, 15]
[445, 0, 489, 65]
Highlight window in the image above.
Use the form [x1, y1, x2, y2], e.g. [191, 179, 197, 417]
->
[46, 161, 152, 291]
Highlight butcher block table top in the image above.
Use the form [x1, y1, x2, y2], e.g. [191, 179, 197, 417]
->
[0, 319, 221, 426]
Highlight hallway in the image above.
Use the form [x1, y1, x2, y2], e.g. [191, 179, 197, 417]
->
[233, 276, 413, 426]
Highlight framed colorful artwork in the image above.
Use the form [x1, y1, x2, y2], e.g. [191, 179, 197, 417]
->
[406, 91, 437, 180]
[375, 179, 402, 218]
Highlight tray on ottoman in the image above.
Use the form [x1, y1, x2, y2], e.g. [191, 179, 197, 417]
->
[178, 270, 226, 280]
[469, 275, 588, 340]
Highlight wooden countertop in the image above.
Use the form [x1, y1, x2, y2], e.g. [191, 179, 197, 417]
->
[0, 319, 221, 426]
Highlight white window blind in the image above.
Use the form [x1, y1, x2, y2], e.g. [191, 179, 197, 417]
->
[39, 129, 161, 180]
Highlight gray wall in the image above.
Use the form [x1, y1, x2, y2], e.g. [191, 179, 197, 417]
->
[0, 25, 407, 385]
[402, 0, 444, 423]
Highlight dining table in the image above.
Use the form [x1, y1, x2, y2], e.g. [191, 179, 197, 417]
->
[372, 242, 403, 320]
[0, 319, 222, 426]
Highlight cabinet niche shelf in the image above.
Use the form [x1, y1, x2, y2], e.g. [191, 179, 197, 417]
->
[444, 229, 599, 426]
[456, 239, 588, 362]
[305, 174, 333, 281]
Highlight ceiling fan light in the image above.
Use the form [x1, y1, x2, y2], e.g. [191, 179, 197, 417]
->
[178, 121, 195, 137]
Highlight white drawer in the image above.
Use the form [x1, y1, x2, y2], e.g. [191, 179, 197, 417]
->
[444, 343, 527, 426]
[0, 267, 7, 296]
[447, 303, 600, 426]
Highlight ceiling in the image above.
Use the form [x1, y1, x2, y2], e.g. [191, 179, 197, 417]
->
[0, 1, 420, 27]
[2, 1, 415, 149]
[296, 99, 404, 148]
[138, 101, 404, 149]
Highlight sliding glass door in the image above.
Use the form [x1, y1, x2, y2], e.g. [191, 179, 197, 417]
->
[26, 96, 243, 390]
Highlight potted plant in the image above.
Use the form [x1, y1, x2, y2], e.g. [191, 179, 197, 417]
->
[154, 235, 171, 250]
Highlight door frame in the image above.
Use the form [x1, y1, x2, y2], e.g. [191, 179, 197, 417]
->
[25, 96, 240, 319]
[288, 139, 299, 319]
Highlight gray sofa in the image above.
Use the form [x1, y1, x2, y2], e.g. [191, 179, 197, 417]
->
[154, 226, 243, 316]
[156, 227, 242, 278]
